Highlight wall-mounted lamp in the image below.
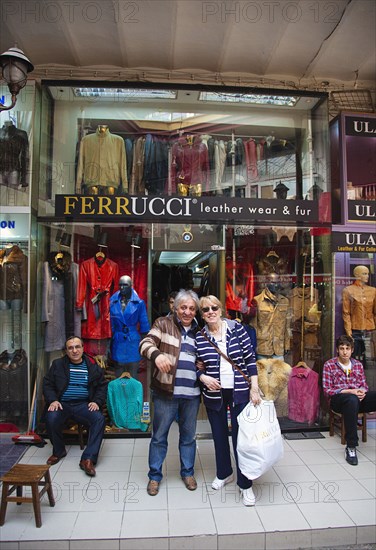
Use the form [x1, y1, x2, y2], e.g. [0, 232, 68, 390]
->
[0, 45, 34, 112]
[131, 234, 142, 249]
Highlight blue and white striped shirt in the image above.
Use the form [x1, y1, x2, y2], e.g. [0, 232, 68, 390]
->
[61, 361, 89, 402]
[173, 322, 200, 399]
[196, 319, 257, 410]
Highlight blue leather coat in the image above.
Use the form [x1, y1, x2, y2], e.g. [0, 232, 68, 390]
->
[109, 289, 150, 363]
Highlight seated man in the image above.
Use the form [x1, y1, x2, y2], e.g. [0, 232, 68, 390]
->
[323, 334, 376, 465]
[43, 335, 107, 476]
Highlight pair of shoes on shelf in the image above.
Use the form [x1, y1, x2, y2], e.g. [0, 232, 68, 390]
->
[46, 451, 67, 465]
[147, 479, 160, 496]
[345, 446, 358, 466]
[182, 476, 197, 490]
[240, 487, 256, 506]
[79, 459, 96, 476]
[211, 473, 234, 490]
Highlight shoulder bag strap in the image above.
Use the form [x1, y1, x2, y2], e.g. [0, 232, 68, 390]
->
[200, 329, 251, 386]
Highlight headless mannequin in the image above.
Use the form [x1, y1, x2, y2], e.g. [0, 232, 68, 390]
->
[76, 124, 128, 195]
[342, 265, 376, 365]
[250, 273, 290, 360]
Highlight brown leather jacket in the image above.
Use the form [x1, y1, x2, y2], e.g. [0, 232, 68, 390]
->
[250, 287, 290, 356]
[0, 245, 28, 306]
[342, 281, 376, 334]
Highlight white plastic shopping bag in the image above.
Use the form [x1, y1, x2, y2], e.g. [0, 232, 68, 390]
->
[237, 399, 284, 480]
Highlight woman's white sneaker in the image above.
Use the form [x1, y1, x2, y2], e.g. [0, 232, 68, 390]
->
[211, 473, 234, 490]
[241, 487, 256, 506]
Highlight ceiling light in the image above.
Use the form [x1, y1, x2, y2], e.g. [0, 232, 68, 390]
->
[73, 88, 177, 100]
[0, 45, 34, 112]
[199, 92, 298, 107]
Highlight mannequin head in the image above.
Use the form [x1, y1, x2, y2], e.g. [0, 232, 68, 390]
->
[353, 265, 369, 284]
[266, 273, 281, 295]
[119, 275, 132, 299]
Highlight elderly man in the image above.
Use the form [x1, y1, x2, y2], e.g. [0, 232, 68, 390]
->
[140, 289, 201, 496]
[43, 335, 107, 476]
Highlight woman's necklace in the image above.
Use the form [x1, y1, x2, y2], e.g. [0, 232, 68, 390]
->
[208, 320, 223, 340]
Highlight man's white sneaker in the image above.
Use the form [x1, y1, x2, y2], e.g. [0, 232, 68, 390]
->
[211, 473, 234, 490]
[241, 487, 256, 506]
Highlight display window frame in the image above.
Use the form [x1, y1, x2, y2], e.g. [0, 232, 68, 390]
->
[18, 81, 336, 437]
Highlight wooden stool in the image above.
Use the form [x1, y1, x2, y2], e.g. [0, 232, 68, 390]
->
[0, 464, 55, 528]
[329, 410, 367, 445]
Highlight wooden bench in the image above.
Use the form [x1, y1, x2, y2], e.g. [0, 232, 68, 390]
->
[329, 410, 367, 445]
[0, 464, 55, 527]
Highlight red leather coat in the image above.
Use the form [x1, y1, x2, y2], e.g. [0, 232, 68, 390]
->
[76, 256, 119, 339]
[171, 136, 210, 193]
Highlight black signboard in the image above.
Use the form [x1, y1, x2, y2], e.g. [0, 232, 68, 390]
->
[345, 116, 376, 137]
[332, 231, 376, 253]
[55, 195, 318, 224]
[348, 200, 376, 222]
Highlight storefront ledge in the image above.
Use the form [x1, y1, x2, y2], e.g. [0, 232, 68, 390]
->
[356, 525, 376, 545]
[218, 533, 264, 549]
[120, 538, 169, 550]
[311, 526, 357, 548]
[265, 528, 312, 549]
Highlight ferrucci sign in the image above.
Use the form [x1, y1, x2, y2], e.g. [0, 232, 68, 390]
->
[55, 195, 318, 224]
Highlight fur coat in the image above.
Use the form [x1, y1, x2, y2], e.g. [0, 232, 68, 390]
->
[256, 358, 292, 417]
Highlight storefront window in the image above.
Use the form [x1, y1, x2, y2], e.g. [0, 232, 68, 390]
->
[33, 82, 331, 436]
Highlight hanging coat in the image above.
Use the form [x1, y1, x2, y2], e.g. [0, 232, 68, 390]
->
[76, 256, 119, 339]
[109, 288, 150, 363]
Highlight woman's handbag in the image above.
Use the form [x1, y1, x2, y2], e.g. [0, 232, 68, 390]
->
[237, 399, 284, 480]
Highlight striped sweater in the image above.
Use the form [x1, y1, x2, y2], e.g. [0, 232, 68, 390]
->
[195, 319, 257, 410]
[139, 315, 200, 399]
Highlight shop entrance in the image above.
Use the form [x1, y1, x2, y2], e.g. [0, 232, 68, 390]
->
[151, 249, 221, 322]
[149, 223, 225, 323]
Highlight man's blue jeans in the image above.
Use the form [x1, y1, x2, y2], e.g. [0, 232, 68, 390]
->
[45, 401, 105, 463]
[148, 393, 200, 482]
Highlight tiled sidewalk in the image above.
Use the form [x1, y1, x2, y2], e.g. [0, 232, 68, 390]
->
[1, 420, 375, 550]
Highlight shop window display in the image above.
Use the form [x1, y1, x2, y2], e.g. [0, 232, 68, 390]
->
[0, 241, 29, 429]
[33, 83, 333, 435]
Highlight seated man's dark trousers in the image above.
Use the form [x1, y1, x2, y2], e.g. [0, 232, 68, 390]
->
[330, 391, 376, 447]
[45, 400, 105, 463]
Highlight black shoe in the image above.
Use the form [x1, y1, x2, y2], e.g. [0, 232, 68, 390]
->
[345, 446, 358, 466]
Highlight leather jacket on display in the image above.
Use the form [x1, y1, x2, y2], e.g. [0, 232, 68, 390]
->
[250, 287, 290, 356]
[342, 281, 376, 334]
[76, 256, 119, 340]
[0, 123, 29, 186]
[0, 246, 28, 307]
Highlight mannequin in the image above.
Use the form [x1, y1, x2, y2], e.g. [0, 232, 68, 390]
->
[76, 248, 119, 351]
[0, 244, 27, 311]
[42, 250, 81, 352]
[342, 265, 376, 364]
[250, 274, 290, 360]
[76, 125, 128, 194]
[171, 135, 210, 196]
[0, 122, 29, 188]
[109, 275, 150, 378]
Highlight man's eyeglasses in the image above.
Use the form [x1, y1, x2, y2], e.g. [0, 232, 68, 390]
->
[201, 305, 220, 313]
